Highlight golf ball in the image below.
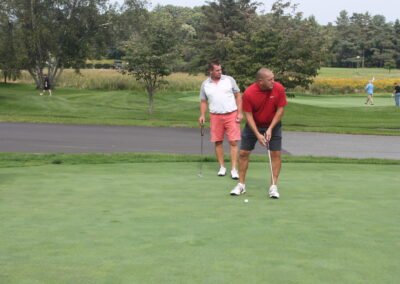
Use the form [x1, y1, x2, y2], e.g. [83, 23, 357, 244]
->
[244, 199, 248, 203]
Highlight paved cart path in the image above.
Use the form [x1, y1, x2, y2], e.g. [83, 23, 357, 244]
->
[1, 122, 399, 159]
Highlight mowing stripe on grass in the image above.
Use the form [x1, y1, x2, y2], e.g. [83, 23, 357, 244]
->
[0, 162, 399, 283]
[1, 152, 399, 168]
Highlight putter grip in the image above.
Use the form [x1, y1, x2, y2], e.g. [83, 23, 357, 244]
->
[200, 125, 205, 136]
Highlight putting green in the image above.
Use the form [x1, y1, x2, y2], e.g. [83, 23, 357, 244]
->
[288, 95, 396, 108]
[1, 162, 399, 283]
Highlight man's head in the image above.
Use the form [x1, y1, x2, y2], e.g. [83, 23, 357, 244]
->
[257, 68, 274, 90]
[394, 82, 398, 86]
[44, 74, 48, 77]
[208, 61, 222, 80]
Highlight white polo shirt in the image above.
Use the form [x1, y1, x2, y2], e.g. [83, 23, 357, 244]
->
[199, 75, 240, 114]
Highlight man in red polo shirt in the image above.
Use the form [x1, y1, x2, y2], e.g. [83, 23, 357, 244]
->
[230, 68, 287, 198]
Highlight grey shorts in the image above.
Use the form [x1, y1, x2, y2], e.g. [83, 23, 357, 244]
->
[240, 122, 282, 151]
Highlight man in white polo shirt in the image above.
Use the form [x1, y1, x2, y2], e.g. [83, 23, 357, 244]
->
[198, 61, 243, 179]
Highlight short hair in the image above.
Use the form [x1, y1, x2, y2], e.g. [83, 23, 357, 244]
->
[208, 61, 221, 71]
[256, 68, 273, 80]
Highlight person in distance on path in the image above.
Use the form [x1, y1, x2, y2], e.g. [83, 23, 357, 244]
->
[230, 68, 287, 198]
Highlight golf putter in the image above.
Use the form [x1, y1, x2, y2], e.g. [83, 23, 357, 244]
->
[198, 124, 205, 177]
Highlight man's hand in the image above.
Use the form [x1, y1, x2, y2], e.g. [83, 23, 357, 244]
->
[236, 112, 243, 123]
[198, 115, 205, 125]
[257, 133, 267, 147]
[264, 128, 272, 142]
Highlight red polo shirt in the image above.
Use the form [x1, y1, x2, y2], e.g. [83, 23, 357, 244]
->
[243, 82, 287, 128]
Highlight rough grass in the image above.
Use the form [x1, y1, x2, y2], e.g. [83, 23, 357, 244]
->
[17, 70, 206, 91]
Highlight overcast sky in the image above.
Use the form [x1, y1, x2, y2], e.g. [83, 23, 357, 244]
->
[114, 0, 399, 25]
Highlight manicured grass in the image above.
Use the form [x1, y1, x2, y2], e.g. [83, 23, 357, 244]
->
[289, 93, 395, 108]
[0, 83, 199, 127]
[1, 83, 399, 134]
[1, 152, 400, 168]
[284, 94, 400, 135]
[318, 67, 400, 79]
[0, 158, 399, 283]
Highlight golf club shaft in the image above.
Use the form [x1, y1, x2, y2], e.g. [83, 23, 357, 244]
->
[199, 124, 205, 176]
[267, 147, 275, 185]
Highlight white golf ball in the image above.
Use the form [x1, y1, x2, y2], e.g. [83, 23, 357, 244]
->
[244, 199, 248, 203]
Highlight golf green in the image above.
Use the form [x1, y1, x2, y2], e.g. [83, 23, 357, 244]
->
[287, 95, 396, 108]
[1, 162, 399, 283]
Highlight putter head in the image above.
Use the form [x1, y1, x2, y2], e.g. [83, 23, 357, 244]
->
[198, 173, 203, 178]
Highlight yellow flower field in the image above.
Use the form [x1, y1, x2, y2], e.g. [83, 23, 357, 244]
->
[297, 78, 400, 94]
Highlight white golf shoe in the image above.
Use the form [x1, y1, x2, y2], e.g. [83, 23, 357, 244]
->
[218, 166, 226, 176]
[231, 168, 239, 179]
[230, 183, 246, 196]
[268, 185, 280, 199]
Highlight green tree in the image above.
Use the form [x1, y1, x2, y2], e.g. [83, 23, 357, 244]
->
[394, 20, 400, 68]
[122, 12, 179, 114]
[227, 0, 323, 90]
[152, 5, 204, 72]
[384, 60, 396, 73]
[0, 0, 22, 83]
[328, 11, 397, 68]
[330, 11, 363, 67]
[190, 0, 259, 72]
[12, 0, 110, 88]
[106, 0, 149, 59]
[369, 15, 396, 67]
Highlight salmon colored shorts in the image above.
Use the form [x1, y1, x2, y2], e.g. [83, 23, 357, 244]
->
[210, 111, 241, 142]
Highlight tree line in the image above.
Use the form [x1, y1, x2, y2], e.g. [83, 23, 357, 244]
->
[1, 0, 400, 91]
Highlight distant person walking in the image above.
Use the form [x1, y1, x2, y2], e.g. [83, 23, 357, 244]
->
[393, 82, 400, 107]
[364, 80, 374, 105]
[40, 74, 52, 96]
[198, 61, 243, 179]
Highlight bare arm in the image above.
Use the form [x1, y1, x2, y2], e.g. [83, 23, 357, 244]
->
[198, 100, 208, 125]
[244, 111, 267, 147]
[265, 107, 285, 141]
[234, 92, 243, 122]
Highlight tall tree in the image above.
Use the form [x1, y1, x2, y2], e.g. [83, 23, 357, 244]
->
[229, 0, 323, 89]
[12, 0, 110, 88]
[329, 11, 398, 68]
[0, 1, 22, 83]
[122, 11, 179, 114]
[369, 15, 396, 67]
[394, 20, 400, 68]
[152, 5, 204, 72]
[106, 0, 149, 59]
[190, 0, 259, 72]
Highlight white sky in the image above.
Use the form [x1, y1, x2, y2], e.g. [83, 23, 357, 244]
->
[114, 0, 399, 25]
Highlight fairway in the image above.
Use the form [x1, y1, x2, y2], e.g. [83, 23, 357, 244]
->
[183, 93, 397, 108]
[287, 95, 396, 108]
[1, 161, 399, 283]
[1, 83, 400, 135]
